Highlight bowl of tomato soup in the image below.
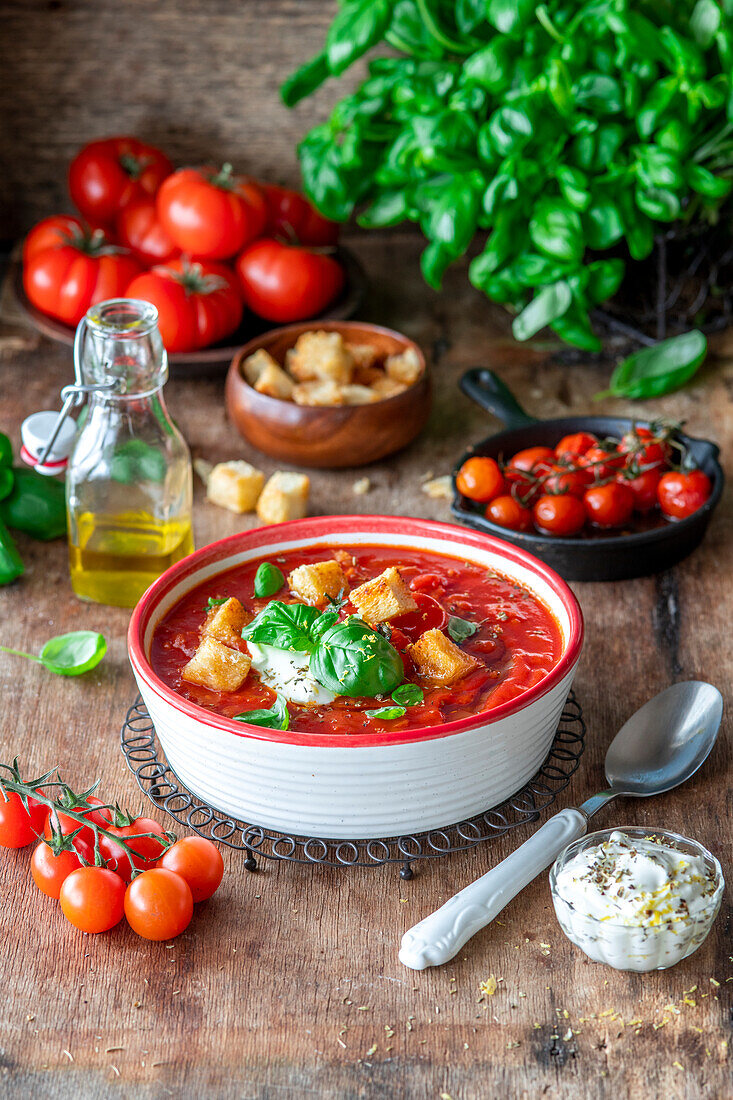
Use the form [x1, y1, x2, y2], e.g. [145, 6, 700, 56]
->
[128, 516, 583, 838]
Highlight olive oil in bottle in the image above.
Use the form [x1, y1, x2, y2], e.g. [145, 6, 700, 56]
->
[66, 299, 194, 607]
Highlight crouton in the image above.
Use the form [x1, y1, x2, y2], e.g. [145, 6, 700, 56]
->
[370, 375, 408, 400]
[256, 471, 310, 525]
[385, 346, 422, 386]
[408, 628, 478, 687]
[288, 560, 347, 605]
[340, 384, 380, 405]
[287, 331, 354, 384]
[253, 360, 294, 400]
[345, 343, 381, 385]
[242, 348, 280, 387]
[292, 380, 345, 407]
[349, 566, 417, 626]
[202, 596, 251, 648]
[207, 461, 265, 514]
[181, 636, 251, 692]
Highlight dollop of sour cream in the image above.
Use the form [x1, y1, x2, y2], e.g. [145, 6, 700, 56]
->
[246, 642, 336, 706]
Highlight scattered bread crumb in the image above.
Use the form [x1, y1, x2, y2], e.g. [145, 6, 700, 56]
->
[421, 475, 453, 500]
[352, 477, 371, 496]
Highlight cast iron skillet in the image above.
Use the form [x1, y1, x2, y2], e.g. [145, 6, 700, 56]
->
[452, 368, 724, 582]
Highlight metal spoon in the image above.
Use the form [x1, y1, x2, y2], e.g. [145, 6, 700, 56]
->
[399, 681, 723, 971]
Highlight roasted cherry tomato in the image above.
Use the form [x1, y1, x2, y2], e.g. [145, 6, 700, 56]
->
[543, 463, 592, 498]
[60, 867, 126, 933]
[555, 432, 597, 459]
[100, 816, 168, 882]
[485, 495, 534, 531]
[657, 469, 712, 520]
[580, 445, 626, 482]
[156, 165, 267, 260]
[261, 183, 340, 246]
[116, 196, 180, 266]
[505, 447, 555, 504]
[235, 237, 344, 323]
[158, 836, 224, 902]
[45, 794, 112, 847]
[619, 425, 669, 470]
[69, 136, 173, 226]
[0, 792, 49, 848]
[31, 837, 93, 899]
[124, 868, 193, 941]
[455, 456, 505, 502]
[23, 224, 142, 327]
[126, 259, 243, 352]
[622, 468, 662, 513]
[392, 593, 447, 641]
[533, 494, 586, 537]
[584, 482, 634, 528]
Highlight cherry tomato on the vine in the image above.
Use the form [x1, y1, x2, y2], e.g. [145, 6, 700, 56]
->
[99, 816, 168, 882]
[59, 867, 126, 933]
[235, 237, 344, 323]
[69, 136, 173, 227]
[157, 165, 267, 260]
[622, 468, 662, 513]
[158, 836, 224, 903]
[555, 432, 597, 459]
[485, 495, 534, 532]
[0, 792, 49, 848]
[533, 494, 587, 537]
[507, 446, 556, 473]
[455, 456, 505, 502]
[580, 445, 626, 482]
[619, 426, 669, 470]
[584, 482, 634, 528]
[124, 868, 193, 941]
[45, 793, 111, 847]
[657, 469, 712, 520]
[31, 838, 93, 899]
[543, 463, 592, 498]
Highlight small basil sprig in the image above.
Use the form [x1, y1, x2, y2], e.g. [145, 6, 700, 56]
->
[254, 562, 286, 599]
[0, 631, 107, 677]
[233, 694, 290, 731]
[310, 617, 403, 697]
[206, 596, 229, 610]
[364, 705, 406, 721]
[595, 330, 708, 401]
[242, 601, 321, 652]
[447, 616, 480, 644]
[391, 683, 424, 706]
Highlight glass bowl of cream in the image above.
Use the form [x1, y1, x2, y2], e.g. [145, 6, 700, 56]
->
[550, 827, 724, 972]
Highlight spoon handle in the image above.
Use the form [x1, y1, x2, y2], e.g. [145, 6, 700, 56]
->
[399, 807, 588, 971]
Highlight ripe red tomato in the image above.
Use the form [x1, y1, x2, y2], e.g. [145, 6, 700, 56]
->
[69, 136, 173, 226]
[23, 215, 89, 266]
[100, 816, 168, 882]
[505, 447, 555, 504]
[235, 238, 345, 323]
[657, 469, 712, 520]
[45, 794, 112, 847]
[116, 196, 180, 266]
[455, 456, 505, 502]
[31, 837, 93, 899]
[543, 463, 592, 498]
[580, 445, 626, 482]
[158, 836, 224, 902]
[126, 259, 243, 352]
[622, 468, 662, 513]
[261, 183, 340, 246]
[485, 495, 534, 531]
[507, 446, 556, 473]
[23, 226, 142, 327]
[619, 426, 669, 470]
[124, 868, 193, 941]
[533, 494, 586, 537]
[584, 482, 634, 527]
[156, 165, 267, 259]
[392, 593, 447, 641]
[555, 432, 597, 459]
[60, 867, 126, 933]
[0, 792, 49, 848]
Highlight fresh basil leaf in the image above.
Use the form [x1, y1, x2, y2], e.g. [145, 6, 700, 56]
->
[39, 632, 107, 676]
[529, 200, 584, 264]
[254, 562, 285, 599]
[242, 601, 321, 652]
[574, 73, 623, 114]
[687, 164, 732, 200]
[556, 165, 590, 212]
[206, 596, 229, 610]
[447, 616, 480, 644]
[357, 190, 410, 228]
[635, 187, 681, 222]
[463, 40, 513, 93]
[486, 107, 533, 159]
[233, 694, 290, 731]
[364, 705, 407, 721]
[551, 308, 603, 353]
[486, 0, 534, 35]
[691, 0, 722, 47]
[391, 683, 424, 706]
[311, 617, 403, 698]
[597, 331, 708, 401]
[309, 610, 340, 644]
[585, 202, 624, 250]
[512, 281, 572, 342]
[326, 0, 392, 76]
[585, 259, 625, 305]
[281, 51, 330, 106]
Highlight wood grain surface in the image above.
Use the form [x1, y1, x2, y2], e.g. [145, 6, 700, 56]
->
[0, 232, 731, 1099]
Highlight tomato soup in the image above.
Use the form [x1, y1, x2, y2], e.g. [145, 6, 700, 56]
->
[150, 545, 563, 736]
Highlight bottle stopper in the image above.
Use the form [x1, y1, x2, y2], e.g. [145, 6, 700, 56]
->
[20, 411, 77, 476]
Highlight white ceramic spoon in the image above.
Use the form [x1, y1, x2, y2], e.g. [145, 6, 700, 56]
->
[399, 681, 722, 970]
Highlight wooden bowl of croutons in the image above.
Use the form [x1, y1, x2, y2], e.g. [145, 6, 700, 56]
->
[225, 321, 431, 467]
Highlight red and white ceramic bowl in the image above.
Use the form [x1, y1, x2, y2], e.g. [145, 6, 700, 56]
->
[128, 517, 584, 839]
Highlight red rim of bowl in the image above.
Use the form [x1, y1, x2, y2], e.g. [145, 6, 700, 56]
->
[127, 516, 584, 748]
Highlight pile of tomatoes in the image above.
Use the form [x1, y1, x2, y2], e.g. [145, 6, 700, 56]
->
[0, 778, 224, 940]
[22, 135, 344, 352]
[456, 424, 713, 538]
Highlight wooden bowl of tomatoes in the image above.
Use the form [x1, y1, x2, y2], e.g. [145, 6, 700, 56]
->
[451, 369, 724, 582]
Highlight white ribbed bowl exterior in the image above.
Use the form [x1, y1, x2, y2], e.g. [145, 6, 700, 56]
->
[129, 519, 583, 839]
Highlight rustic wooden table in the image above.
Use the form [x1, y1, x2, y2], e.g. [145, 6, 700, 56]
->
[0, 235, 730, 1099]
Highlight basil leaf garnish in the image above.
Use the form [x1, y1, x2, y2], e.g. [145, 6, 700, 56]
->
[254, 562, 286, 599]
[309, 610, 340, 644]
[233, 694, 290, 730]
[391, 683, 424, 706]
[364, 705, 406, 721]
[206, 596, 229, 610]
[242, 601, 321, 652]
[447, 616, 480, 644]
[310, 616, 403, 698]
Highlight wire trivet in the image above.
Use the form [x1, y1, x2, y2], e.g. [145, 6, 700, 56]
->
[120, 692, 586, 878]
